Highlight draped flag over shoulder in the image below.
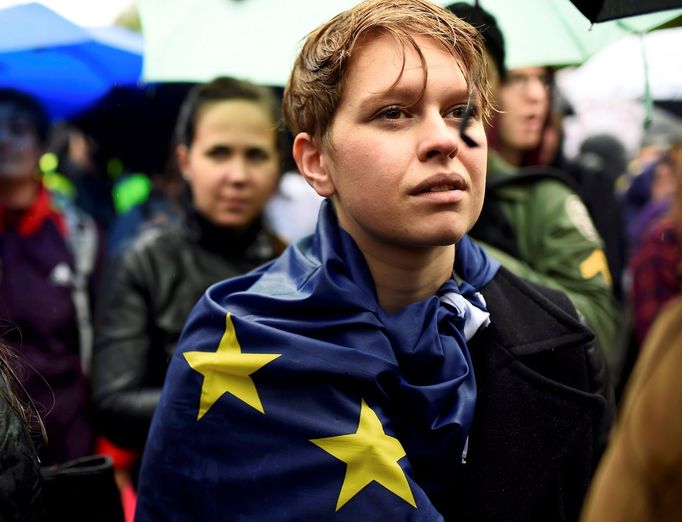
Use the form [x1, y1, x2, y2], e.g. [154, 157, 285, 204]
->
[135, 200, 499, 521]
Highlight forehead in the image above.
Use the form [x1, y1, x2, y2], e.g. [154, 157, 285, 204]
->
[193, 100, 276, 143]
[339, 32, 467, 102]
[0, 102, 32, 121]
[506, 66, 549, 78]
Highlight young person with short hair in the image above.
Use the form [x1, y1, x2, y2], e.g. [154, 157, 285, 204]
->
[135, 2, 608, 520]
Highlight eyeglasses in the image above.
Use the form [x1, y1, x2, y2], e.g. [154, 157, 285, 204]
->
[503, 71, 552, 92]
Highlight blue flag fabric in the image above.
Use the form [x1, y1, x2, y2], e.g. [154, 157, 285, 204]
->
[136, 200, 499, 521]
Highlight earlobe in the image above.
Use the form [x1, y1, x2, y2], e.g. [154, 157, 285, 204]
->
[293, 133, 336, 197]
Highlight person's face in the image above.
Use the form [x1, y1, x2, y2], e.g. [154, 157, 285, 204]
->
[497, 66, 551, 154]
[0, 103, 43, 180]
[651, 161, 677, 202]
[297, 33, 487, 254]
[177, 100, 280, 229]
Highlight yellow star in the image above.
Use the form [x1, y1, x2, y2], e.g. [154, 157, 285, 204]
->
[183, 312, 281, 420]
[310, 399, 416, 511]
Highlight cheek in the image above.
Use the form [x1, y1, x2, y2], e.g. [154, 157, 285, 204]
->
[187, 163, 218, 198]
[253, 162, 280, 194]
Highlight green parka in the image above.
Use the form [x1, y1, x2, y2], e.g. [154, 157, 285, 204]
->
[471, 152, 620, 361]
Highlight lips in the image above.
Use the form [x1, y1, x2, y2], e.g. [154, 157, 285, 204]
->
[410, 173, 467, 196]
[520, 113, 543, 130]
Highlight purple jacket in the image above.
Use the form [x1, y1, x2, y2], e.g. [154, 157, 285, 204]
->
[0, 183, 102, 464]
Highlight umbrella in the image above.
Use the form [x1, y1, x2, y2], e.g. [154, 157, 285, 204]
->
[557, 27, 682, 107]
[453, 0, 682, 69]
[557, 27, 682, 160]
[138, 0, 682, 85]
[139, 0, 361, 86]
[569, 0, 682, 23]
[0, 2, 143, 120]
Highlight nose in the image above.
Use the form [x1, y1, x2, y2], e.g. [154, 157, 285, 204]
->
[226, 156, 249, 185]
[417, 112, 459, 162]
[525, 76, 548, 102]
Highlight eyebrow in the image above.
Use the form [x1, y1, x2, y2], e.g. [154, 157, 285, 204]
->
[357, 82, 475, 112]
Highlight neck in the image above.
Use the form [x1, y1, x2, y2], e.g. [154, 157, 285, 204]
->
[185, 204, 264, 257]
[357, 239, 455, 314]
[0, 176, 39, 208]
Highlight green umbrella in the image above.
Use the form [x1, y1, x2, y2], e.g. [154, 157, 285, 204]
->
[138, 0, 362, 86]
[138, 0, 682, 85]
[454, 0, 682, 69]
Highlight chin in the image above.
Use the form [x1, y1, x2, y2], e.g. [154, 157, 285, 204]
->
[408, 228, 465, 248]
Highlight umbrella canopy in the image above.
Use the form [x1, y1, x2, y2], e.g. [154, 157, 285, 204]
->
[557, 27, 682, 159]
[558, 27, 682, 107]
[569, 0, 682, 23]
[0, 2, 143, 120]
[453, 0, 682, 70]
[139, 0, 361, 87]
[138, 0, 682, 85]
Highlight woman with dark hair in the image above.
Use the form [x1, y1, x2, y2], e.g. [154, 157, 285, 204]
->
[91, 77, 284, 469]
[0, 341, 43, 521]
[0, 88, 104, 466]
[448, 3, 619, 368]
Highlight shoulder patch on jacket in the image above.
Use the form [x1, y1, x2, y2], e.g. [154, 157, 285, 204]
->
[565, 194, 599, 242]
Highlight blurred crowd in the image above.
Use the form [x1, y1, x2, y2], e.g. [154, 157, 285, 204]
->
[1, 1, 681, 521]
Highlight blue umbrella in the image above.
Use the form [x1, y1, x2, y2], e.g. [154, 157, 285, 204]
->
[0, 2, 143, 120]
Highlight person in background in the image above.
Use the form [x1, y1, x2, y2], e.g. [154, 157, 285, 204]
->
[448, 3, 618, 380]
[43, 122, 116, 231]
[135, 2, 608, 520]
[580, 296, 682, 522]
[0, 88, 104, 466]
[628, 151, 681, 348]
[626, 153, 679, 253]
[0, 341, 43, 521]
[91, 77, 284, 483]
[566, 134, 630, 301]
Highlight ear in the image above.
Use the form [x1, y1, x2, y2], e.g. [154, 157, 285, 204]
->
[176, 144, 191, 181]
[293, 132, 336, 197]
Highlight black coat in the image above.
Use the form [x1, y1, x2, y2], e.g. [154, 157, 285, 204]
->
[92, 210, 279, 449]
[442, 267, 607, 522]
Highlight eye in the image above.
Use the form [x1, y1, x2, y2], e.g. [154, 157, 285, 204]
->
[246, 148, 270, 162]
[377, 106, 407, 120]
[206, 146, 231, 159]
[448, 105, 480, 128]
[446, 105, 477, 120]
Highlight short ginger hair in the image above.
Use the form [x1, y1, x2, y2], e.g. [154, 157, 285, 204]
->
[282, 0, 492, 143]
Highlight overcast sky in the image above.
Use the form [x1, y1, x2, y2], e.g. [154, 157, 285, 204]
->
[0, 0, 134, 26]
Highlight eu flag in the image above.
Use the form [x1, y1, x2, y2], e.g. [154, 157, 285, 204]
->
[136, 201, 498, 521]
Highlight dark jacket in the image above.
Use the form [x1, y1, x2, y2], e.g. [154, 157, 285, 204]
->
[445, 266, 607, 522]
[470, 152, 619, 364]
[92, 209, 280, 449]
[0, 183, 103, 465]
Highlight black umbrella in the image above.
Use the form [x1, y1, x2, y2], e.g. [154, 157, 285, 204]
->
[570, 0, 682, 23]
